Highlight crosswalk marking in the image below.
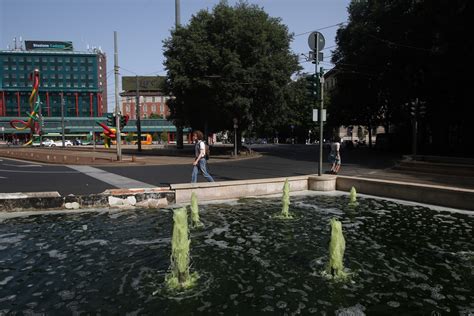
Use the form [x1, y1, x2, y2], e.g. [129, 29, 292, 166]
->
[68, 165, 155, 189]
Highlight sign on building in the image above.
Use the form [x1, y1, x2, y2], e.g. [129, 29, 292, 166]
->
[122, 76, 165, 92]
[25, 41, 73, 51]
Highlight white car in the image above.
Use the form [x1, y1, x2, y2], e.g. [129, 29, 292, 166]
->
[51, 140, 73, 147]
[32, 139, 54, 147]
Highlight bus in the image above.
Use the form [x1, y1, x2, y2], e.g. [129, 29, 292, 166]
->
[131, 133, 153, 145]
[110, 133, 153, 145]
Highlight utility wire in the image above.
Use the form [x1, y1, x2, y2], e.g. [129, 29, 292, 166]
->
[366, 33, 432, 52]
[294, 22, 347, 37]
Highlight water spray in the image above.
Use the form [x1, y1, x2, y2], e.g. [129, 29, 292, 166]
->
[326, 218, 348, 279]
[165, 207, 198, 290]
[190, 192, 204, 228]
[280, 179, 292, 219]
[348, 186, 358, 207]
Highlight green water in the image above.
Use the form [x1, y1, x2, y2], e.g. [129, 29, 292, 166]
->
[0, 193, 472, 314]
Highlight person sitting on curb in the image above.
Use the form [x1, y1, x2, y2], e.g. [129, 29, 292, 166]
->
[191, 130, 214, 183]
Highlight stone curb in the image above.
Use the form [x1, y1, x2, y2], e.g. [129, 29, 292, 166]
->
[0, 188, 175, 212]
[2, 175, 472, 212]
[337, 176, 474, 211]
[0, 148, 261, 166]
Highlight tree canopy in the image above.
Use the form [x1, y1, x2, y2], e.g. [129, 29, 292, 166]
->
[163, 1, 300, 135]
[329, 0, 474, 153]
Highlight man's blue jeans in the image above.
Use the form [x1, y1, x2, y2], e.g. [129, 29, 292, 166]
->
[191, 159, 214, 183]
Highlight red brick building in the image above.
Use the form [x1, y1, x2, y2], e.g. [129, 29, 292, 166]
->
[120, 76, 170, 119]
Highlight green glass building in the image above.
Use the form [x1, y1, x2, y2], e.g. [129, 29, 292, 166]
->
[0, 42, 107, 118]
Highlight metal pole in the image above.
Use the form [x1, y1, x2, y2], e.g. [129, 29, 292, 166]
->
[175, 0, 184, 150]
[38, 99, 43, 147]
[61, 92, 65, 147]
[175, 0, 180, 26]
[93, 121, 96, 150]
[315, 33, 323, 176]
[136, 76, 142, 152]
[319, 69, 324, 176]
[412, 117, 417, 158]
[114, 31, 122, 161]
[234, 127, 237, 157]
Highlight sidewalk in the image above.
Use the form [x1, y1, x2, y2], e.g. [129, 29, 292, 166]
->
[0, 144, 257, 166]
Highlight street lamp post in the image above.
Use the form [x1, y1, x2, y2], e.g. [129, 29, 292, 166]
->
[135, 76, 142, 152]
[233, 118, 238, 157]
[291, 125, 294, 144]
[60, 92, 65, 147]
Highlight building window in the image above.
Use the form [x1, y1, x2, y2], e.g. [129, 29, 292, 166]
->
[152, 105, 156, 112]
[160, 104, 164, 113]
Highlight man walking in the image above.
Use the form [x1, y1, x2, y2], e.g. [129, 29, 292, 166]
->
[191, 130, 214, 183]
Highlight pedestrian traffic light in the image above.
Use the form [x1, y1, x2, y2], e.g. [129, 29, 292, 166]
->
[119, 115, 129, 130]
[306, 74, 319, 98]
[107, 113, 115, 127]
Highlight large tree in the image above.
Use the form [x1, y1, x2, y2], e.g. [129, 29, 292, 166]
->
[329, 0, 474, 154]
[163, 1, 300, 137]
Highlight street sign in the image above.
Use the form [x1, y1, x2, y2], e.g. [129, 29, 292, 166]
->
[308, 32, 325, 51]
[313, 109, 326, 122]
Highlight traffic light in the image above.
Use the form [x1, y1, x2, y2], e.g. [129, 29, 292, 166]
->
[409, 99, 427, 118]
[119, 115, 129, 130]
[306, 74, 319, 99]
[107, 113, 116, 127]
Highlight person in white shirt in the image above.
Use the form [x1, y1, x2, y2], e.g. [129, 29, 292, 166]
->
[329, 137, 341, 174]
[191, 130, 214, 183]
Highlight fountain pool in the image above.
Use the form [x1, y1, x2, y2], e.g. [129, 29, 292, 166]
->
[0, 192, 472, 314]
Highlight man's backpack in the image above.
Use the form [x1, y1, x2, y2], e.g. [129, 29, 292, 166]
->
[204, 142, 210, 160]
[199, 140, 210, 160]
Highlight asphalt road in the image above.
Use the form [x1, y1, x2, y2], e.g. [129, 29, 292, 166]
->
[0, 145, 402, 196]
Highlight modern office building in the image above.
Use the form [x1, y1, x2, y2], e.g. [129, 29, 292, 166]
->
[0, 40, 107, 118]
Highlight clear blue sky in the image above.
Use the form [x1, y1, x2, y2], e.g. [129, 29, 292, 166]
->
[0, 0, 350, 111]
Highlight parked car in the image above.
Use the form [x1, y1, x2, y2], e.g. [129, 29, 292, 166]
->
[73, 138, 82, 146]
[51, 140, 73, 147]
[32, 138, 54, 147]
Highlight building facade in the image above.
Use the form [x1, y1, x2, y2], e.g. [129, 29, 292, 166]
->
[120, 76, 170, 119]
[0, 40, 107, 118]
[323, 68, 385, 145]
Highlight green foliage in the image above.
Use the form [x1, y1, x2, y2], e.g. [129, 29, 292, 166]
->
[125, 133, 134, 143]
[160, 132, 168, 143]
[329, 0, 473, 152]
[148, 113, 161, 119]
[163, 1, 300, 134]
